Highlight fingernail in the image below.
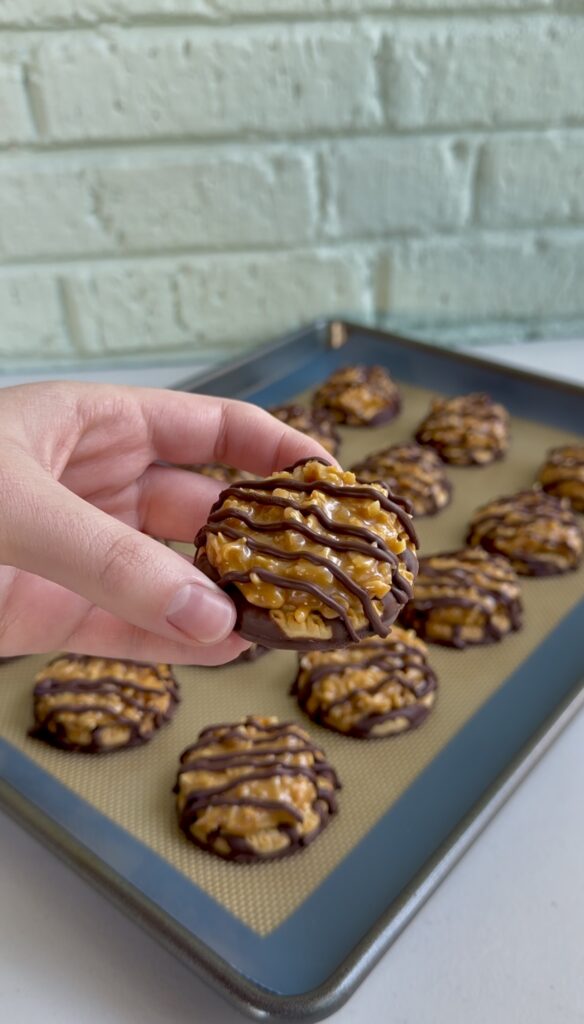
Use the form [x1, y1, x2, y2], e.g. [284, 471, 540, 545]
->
[166, 583, 235, 644]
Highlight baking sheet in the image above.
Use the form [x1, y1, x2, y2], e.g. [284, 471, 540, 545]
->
[0, 322, 582, 1019]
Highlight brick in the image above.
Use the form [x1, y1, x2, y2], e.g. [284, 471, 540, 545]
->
[0, 161, 108, 259]
[326, 137, 474, 238]
[32, 26, 380, 143]
[93, 149, 317, 250]
[62, 267, 191, 353]
[0, 2, 215, 27]
[0, 57, 35, 144]
[0, 149, 316, 260]
[0, 275, 68, 357]
[64, 249, 369, 354]
[377, 235, 584, 320]
[383, 18, 584, 129]
[477, 134, 584, 228]
[176, 250, 370, 346]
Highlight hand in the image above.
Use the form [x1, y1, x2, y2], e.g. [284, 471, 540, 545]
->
[0, 382, 329, 665]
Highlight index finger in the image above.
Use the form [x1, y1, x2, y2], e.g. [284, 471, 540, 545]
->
[138, 390, 336, 475]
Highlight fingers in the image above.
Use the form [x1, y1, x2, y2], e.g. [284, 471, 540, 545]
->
[137, 389, 335, 474]
[0, 567, 249, 665]
[1, 461, 237, 650]
[137, 465, 222, 542]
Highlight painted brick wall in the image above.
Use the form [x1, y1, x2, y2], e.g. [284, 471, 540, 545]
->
[1, 3, 583, 365]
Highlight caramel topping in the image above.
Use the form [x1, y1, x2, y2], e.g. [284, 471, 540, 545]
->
[195, 458, 418, 643]
[294, 626, 437, 738]
[537, 444, 584, 513]
[30, 655, 179, 753]
[174, 716, 340, 861]
[352, 442, 452, 517]
[189, 463, 255, 484]
[401, 548, 523, 648]
[466, 489, 583, 576]
[312, 365, 401, 426]
[268, 403, 340, 457]
[415, 392, 509, 466]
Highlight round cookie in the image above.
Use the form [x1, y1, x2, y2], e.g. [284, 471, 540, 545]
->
[466, 490, 583, 576]
[194, 457, 418, 650]
[189, 463, 255, 484]
[400, 548, 523, 649]
[174, 715, 340, 862]
[536, 444, 584, 513]
[293, 626, 437, 739]
[352, 443, 452, 518]
[30, 655, 179, 754]
[312, 365, 401, 427]
[414, 393, 509, 466]
[268, 403, 340, 457]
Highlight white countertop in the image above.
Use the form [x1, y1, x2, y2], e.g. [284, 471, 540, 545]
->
[1, 337, 583, 1024]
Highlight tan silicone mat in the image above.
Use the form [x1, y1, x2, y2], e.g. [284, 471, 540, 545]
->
[0, 380, 582, 937]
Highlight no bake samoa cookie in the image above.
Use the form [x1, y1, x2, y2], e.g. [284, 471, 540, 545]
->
[414, 393, 509, 466]
[466, 490, 583, 576]
[174, 715, 340, 862]
[536, 445, 584, 513]
[312, 365, 401, 427]
[268, 403, 340, 457]
[400, 548, 523, 649]
[194, 457, 418, 650]
[352, 443, 452, 518]
[293, 626, 437, 739]
[30, 655, 179, 753]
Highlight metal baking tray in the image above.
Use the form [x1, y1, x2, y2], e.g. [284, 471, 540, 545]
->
[0, 320, 582, 1022]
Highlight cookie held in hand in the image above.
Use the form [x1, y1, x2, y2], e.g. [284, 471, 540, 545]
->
[30, 655, 179, 753]
[415, 393, 509, 466]
[312, 365, 401, 427]
[174, 716, 340, 862]
[352, 442, 452, 518]
[194, 457, 418, 650]
[466, 490, 583, 576]
[268, 403, 341, 457]
[400, 548, 523, 648]
[293, 626, 437, 738]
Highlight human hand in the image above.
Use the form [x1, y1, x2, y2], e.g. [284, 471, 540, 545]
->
[0, 382, 329, 664]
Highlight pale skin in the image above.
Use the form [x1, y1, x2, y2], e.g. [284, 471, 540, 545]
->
[0, 382, 328, 665]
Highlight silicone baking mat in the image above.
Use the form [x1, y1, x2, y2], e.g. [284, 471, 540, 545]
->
[0, 322, 582, 1020]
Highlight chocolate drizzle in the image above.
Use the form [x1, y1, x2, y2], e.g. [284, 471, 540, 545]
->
[29, 654, 180, 754]
[293, 630, 438, 739]
[195, 458, 418, 648]
[466, 489, 583, 576]
[352, 442, 452, 518]
[174, 716, 340, 863]
[268, 403, 340, 457]
[312, 364, 401, 426]
[400, 549, 523, 648]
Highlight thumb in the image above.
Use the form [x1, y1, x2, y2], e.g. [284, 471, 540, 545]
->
[2, 470, 235, 647]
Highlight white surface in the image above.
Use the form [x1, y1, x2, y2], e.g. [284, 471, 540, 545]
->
[0, 339, 583, 1024]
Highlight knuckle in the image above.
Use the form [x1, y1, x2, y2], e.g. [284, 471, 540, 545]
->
[98, 531, 148, 595]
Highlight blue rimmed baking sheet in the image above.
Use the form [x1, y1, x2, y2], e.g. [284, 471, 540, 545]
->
[0, 321, 582, 1021]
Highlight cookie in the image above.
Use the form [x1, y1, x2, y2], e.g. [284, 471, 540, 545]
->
[414, 393, 509, 466]
[466, 490, 583, 576]
[30, 655, 179, 753]
[293, 626, 437, 738]
[400, 548, 523, 648]
[194, 457, 418, 650]
[189, 463, 255, 484]
[352, 443, 452, 518]
[268, 403, 340, 457]
[536, 445, 584, 513]
[312, 365, 401, 427]
[174, 715, 340, 862]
